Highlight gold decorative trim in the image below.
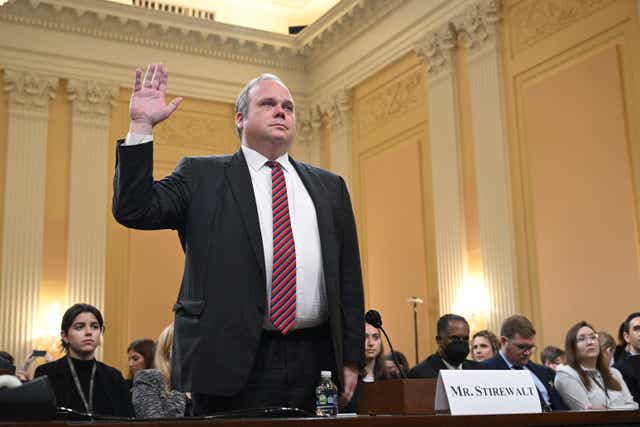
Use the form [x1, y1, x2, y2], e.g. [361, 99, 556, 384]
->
[510, 0, 617, 52]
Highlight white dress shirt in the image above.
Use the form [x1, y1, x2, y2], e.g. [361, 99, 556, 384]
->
[122, 134, 327, 330]
[499, 351, 551, 406]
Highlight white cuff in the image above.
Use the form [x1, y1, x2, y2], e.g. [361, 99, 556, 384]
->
[123, 132, 153, 146]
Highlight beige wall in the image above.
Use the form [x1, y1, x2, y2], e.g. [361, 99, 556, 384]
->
[504, 0, 640, 349]
[352, 53, 439, 364]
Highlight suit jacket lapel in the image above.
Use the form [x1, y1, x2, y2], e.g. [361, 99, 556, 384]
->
[225, 150, 266, 280]
[290, 158, 337, 282]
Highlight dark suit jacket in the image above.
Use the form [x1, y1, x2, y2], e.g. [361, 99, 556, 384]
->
[408, 353, 481, 379]
[112, 142, 365, 397]
[615, 354, 640, 403]
[34, 358, 133, 417]
[482, 354, 568, 410]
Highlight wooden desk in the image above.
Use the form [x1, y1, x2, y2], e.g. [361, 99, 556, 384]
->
[2, 411, 640, 427]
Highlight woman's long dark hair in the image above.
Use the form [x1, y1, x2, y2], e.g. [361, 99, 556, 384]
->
[565, 321, 621, 392]
[126, 339, 155, 378]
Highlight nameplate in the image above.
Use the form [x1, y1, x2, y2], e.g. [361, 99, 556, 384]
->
[435, 370, 542, 415]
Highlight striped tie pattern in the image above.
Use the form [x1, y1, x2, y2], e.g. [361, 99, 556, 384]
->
[266, 160, 296, 334]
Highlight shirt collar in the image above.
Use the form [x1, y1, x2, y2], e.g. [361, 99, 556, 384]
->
[241, 145, 291, 173]
[442, 358, 462, 370]
[499, 350, 515, 369]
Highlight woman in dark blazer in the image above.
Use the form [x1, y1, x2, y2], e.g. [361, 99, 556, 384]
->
[34, 303, 133, 417]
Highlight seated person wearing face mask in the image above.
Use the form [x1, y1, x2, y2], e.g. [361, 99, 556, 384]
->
[408, 314, 481, 378]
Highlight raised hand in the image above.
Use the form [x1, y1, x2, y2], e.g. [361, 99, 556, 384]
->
[129, 63, 183, 134]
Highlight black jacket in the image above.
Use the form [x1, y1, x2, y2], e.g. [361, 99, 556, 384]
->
[34, 357, 133, 417]
[615, 354, 640, 403]
[408, 353, 482, 379]
[113, 143, 365, 396]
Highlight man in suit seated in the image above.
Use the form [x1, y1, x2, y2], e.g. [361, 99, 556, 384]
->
[615, 312, 640, 403]
[482, 315, 567, 411]
[408, 314, 481, 378]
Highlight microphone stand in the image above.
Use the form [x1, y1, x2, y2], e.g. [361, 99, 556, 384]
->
[379, 327, 406, 379]
[406, 297, 423, 365]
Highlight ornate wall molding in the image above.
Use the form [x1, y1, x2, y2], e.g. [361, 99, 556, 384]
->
[356, 70, 424, 136]
[67, 79, 118, 123]
[0, 0, 401, 72]
[415, 22, 457, 82]
[454, 0, 502, 53]
[510, 0, 616, 52]
[295, 105, 323, 166]
[3, 68, 57, 111]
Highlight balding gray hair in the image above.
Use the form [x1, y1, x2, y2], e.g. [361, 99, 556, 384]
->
[235, 73, 287, 138]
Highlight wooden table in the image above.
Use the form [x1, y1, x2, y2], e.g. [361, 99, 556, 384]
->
[2, 411, 640, 427]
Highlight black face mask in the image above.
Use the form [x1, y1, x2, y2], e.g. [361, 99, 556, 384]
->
[443, 340, 470, 366]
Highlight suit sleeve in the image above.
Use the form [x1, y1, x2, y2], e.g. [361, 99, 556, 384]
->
[337, 177, 365, 367]
[554, 368, 590, 410]
[112, 140, 194, 230]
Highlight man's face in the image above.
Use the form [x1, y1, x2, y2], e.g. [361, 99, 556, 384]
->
[624, 316, 640, 353]
[502, 333, 536, 367]
[236, 79, 295, 159]
[437, 320, 470, 353]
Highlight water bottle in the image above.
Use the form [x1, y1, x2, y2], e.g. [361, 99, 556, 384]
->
[315, 370, 338, 417]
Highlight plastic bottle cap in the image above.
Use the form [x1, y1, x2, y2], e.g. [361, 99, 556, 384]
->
[320, 370, 332, 378]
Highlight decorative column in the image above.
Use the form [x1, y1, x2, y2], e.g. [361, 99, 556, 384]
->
[415, 23, 466, 315]
[295, 105, 323, 167]
[66, 80, 117, 318]
[1, 69, 58, 362]
[456, 0, 518, 331]
[325, 89, 353, 189]
[294, 105, 323, 167]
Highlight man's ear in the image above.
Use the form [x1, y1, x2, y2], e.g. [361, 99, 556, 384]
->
[624, 331, 631, 344]
[235, 112, 244, 133]
[500, 336, 508, 348]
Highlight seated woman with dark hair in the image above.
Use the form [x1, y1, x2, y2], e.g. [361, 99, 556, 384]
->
[555, 321, 637, 410]
[126, 339, 155, 389]
[131, 324, 188, 418]
[34, 303, 133, 417]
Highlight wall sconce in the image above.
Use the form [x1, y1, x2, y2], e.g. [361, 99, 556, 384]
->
[32, 301, 64, 356]
[451, 275, 490, 332]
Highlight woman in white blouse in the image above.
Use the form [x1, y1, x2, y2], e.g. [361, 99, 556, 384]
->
[555, 321, 638, 410]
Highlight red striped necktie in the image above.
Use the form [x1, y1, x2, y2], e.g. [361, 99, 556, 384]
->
[266, 160, 297, 335]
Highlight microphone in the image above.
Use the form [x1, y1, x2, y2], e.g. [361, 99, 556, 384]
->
[365, 309, 406, 379]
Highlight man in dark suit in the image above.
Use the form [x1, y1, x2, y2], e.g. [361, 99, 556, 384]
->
[615, 312, 640, 403]
[482, 315, 567, 411]
[112, 64, 364, 414]
[408, 314, 481, 378]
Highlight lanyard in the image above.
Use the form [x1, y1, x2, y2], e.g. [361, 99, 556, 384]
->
[588, 370, 610, 401]
[67, 357, 96, 413]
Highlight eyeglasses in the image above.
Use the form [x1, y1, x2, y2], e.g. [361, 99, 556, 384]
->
[577, 333, 599, 343]
[509, 340, 537, 353]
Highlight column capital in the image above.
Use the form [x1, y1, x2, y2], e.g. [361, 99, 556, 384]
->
[3, 69, 58, 111]
[415, 22, 457, 82]
[454, 0, 502, 52]
[322, 88, 352, 131]
[67, 79, 118, 120]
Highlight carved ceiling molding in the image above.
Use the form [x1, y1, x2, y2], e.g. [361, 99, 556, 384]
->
[415, 22, 457, 81]
[509, 0, 616, 52]
[0, 0, 401, 72]
[3, 68, 58, 111]
[453, 0, 502, 52]
[67, 79, 118, 119]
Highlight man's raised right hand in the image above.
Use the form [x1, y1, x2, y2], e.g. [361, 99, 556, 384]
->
[129, 63, 183, 134]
